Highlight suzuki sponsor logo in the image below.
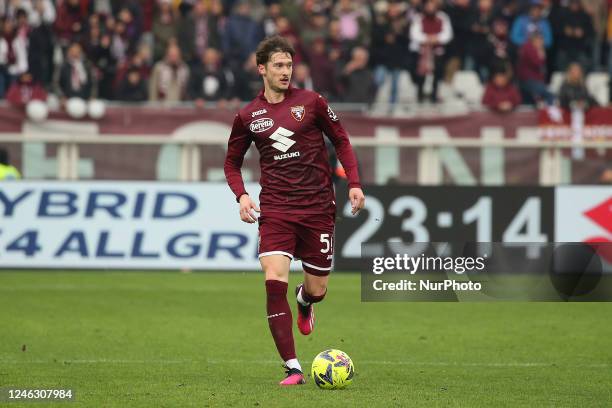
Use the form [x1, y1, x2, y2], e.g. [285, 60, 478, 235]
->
[274, 151, 300, 161]
[269, 126, 296, 153]
[250, 118, 274, 133]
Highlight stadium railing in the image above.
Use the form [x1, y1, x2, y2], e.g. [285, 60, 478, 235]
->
[1, 132, 610, 185]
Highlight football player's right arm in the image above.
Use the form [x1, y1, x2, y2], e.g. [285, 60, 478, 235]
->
[224, 114, 260, 223]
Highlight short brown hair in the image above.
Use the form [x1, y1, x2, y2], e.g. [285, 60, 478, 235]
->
[255, 35, 295, 66]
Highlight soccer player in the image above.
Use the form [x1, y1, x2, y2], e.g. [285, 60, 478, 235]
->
[224, 36, 364, 386]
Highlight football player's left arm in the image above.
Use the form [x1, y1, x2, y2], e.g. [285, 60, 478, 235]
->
[224, 114, 260, 223]
[315, 95, 365, 215]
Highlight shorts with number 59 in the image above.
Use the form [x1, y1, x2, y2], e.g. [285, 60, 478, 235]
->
[258, 211, 335, 276]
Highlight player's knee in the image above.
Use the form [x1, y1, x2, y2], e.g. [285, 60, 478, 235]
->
[263, 265, 289, 282]
[260, 256, 290, 282]
[312, 285, 327, 297]
[306, 281, 327, 297]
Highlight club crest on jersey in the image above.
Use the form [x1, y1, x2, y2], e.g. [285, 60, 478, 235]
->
[250, 118, 274, 133]
[290, 105, 305, 122]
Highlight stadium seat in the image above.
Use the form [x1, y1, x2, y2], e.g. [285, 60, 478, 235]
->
[585, 72, 609, 105]
[373, 70, 417, 107]
[451, 71, 484, 105]
[548, 71, 565, 95]
[397, 71, 417, 104]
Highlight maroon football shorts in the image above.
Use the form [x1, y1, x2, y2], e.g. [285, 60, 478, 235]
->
[258, 211, 335, 276]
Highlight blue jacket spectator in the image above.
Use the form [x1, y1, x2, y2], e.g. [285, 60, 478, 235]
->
[222, 1, 263, 69]
[510, 1, 553, 48]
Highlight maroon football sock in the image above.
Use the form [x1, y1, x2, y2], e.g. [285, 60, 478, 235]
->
[265, 280, 296, 361]
[301, 285, 326, 304]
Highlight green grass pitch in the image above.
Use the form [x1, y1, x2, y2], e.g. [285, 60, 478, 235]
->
[1, 271, 611, 407]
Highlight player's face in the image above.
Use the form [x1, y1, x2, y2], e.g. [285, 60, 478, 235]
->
[260, 52, 293, 93]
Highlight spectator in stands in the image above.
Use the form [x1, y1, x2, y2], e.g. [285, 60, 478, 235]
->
[114, 0, 146, 36]
[232, 52, 260, 101]
[327, 18, 352, 66]
[176, 0, 221, 66]
[113, 44, 151, 93]
[485, 17, 514, 74]
[481, 69, 521, 113]
[187, 47, 233, 107]
[306, 37, 337, 100]
[340, 46, 375, 104]
[0, 148, 21, 180]
[0, 15, 30, 97]
[276, 0, 305, 30]
[110, 19, 130, 63]
[558, 63, 598, 110]
[117, 6, 141, 50]
[116, 66, 148, 102]
[291, 63, 313, 91]
[54, 0, 89, 47]
[148, 42, 189, 102]
[370, 0, 409, 107]
[91, 0, 112, 14]
[409, 0, 453, 103]
[4, 0, 56, 27]
[275, 16, 305, 65]
[262, 2, 281, 38]
[594, 0, 608, 69]
[152, 0, 177, 61]
[135, 0, 156, 36]
[516, 32, 554, 105]
[58, 42, 93, 99]
[0, 17, 10, 98]
[86, 13, 102, 45]
[510, 0, 552, 49]
[445, 0, 473, 74]
[88, 31, 117, 100]
[468, 0, 494, 80]
[27, 9, 54, 86]
[300, 11, 329, 49]
[492, 0, 520, 27]
[6, 71, 46, 108]
[555, 0, 594, 72]
[331, 0, 370, 46]
[222, 1, 264, 70]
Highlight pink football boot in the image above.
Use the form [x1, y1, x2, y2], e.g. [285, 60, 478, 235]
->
[279, 366, 306, 386]
[295, 284, 315, 335]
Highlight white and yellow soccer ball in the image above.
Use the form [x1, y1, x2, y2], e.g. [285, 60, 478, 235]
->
[311, 349, 354, 389]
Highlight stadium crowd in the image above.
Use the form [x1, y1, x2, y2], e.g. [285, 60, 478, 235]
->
[0, 0, 609, 109]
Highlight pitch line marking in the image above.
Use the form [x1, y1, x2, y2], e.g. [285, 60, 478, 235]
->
[2, 359, 606, 368]
[205, 360, 610, 368]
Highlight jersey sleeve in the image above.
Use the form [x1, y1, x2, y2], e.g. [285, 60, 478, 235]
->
[315, 95, 361, 189]
[224, 113, 253, 202]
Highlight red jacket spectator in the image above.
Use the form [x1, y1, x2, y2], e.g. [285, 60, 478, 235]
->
[54, 0, 90, 44]
[482, 71, 521, 113]
[307, 38, 337, 99]
[6, 72, 47, 108]
[516, 36, 546, 82]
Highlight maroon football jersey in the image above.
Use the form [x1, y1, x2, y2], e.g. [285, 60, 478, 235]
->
[224, 86, 361, 215]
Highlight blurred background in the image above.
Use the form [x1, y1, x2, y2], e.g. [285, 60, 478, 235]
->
[0, 0, 610, 184]
[0, 0, 610, 271]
